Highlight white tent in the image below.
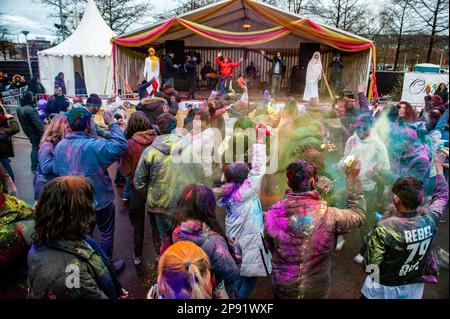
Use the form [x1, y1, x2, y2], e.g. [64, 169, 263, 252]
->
[38, 0, 115, 96]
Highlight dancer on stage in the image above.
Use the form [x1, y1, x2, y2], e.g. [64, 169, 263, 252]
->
[260, 50, 286, 99]
[303, 51, 322, 102]
[215, 52, 243, 94]
[144, 47, 160, 91]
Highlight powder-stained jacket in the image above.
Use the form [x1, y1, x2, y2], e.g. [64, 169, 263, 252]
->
[134, 134, 204, 213]
[0, 194, 34, 292]
[119, 130, 157, 179]
[53, 123, 128, 211]
[33, 141, 58, 200]
[168, 220, 241, 296]
[363, 174, 448, 286]
[218, 143, 272, 277]
[264, 175, 366, 299]
[28, 239, 118, 299]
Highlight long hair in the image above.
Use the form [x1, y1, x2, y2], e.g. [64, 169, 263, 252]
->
[170, 184, 238, 262]
[126, 111, 151, 139]
[33, 176, 95, 246]
[398, 101, 417, 123]
[157, 241, 212, 299]
[40, 114, 69, 145]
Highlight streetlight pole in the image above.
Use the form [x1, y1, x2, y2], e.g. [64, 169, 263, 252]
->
[22, 31, 33, 79]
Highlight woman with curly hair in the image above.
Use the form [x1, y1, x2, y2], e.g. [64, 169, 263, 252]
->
[397, 101, 418, 125]
[33, 114, 69, 200]
[28, 176, 127, 299]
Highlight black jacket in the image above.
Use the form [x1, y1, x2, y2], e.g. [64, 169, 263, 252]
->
[162, 55, 177, 79]
[15, 104, 44, 144]
[138, 78, 154, 100]
[264, 55, 286, 75]
[363, 175, 448, 286]
[46, 95, 70, 116]
[0, 118, 20, 158]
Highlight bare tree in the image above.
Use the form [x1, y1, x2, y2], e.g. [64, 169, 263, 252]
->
[408, 0, 449, 62]
[156, 0, 218, 21]
[0, 15, 14, 60]
[302, 0, 376, 34]
[382, 0, 418, 70]
[32, 0, 154, 36]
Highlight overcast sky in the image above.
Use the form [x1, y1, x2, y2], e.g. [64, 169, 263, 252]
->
[0, 0, 174, 42]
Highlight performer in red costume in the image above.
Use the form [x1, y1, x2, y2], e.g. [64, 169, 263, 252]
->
[215, 52, 243, 94]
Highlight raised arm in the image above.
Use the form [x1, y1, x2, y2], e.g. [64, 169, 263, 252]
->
[333, 159, 366, 234]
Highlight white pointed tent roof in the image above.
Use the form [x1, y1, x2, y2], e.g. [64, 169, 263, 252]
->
[39, 0, 116, 57]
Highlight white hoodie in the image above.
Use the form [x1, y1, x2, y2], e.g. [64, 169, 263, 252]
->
[340, 130, 390, 192]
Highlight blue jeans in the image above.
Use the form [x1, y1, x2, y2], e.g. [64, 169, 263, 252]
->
[239, 276, 257, 299]
[123, 177, 132, 199]
[154, 214, 171, 244]
[95, 203, 116, 259]
[0, 157, 14, 181]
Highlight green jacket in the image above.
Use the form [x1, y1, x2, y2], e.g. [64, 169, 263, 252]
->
[134, 134, 204, 213]
[28, 239, 116, 299]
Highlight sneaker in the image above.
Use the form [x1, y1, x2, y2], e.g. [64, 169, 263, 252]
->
[112, 259, 125, 273]
[335, 235, 345, 251]
[353, 253, 364, 264]
[133, 255, 142, 266]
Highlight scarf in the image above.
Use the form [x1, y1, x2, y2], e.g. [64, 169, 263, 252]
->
[149, 55, 159, 72]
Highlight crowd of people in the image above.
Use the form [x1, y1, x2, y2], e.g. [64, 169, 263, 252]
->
[0, 55, 449, 300]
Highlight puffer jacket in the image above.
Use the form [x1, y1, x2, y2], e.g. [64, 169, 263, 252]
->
[134, 134, 204, 214]
[28, 239, 119, 299]
[119, 130, 157, 179]
[169, 220, 241, 296]
[363, 174, 448, 286]
[218, 143, 272, 277]
[53, 123, 128, 211]
[264, 175, 366, 299]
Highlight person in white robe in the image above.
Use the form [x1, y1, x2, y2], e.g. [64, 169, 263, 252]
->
[144, 47, 160, 92]
[303, 51, 322, 102]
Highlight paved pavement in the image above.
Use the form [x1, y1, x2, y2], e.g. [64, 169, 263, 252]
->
[10, 137, 449, 299]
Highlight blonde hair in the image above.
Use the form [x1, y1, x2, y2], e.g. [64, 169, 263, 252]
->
[157, 241, 213, 299]
[41, 114, 69, 145]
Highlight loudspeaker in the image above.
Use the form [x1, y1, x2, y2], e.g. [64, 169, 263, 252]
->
[165, 40, 185, 66]
[298, 43, 321, 92]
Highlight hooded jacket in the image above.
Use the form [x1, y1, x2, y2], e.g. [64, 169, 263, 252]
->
[340, 130, 390, 192]
[264, 175, 366, 299]
[15, 103, 44, 144]
[216, 56, 241, 77]
[169, 220, 241, 295]
[53, 123, 128, 211]
[134, 134, 204, 213]
[363, 174, 448, 287]
[119, 130, 157, 179]
[136, 97, 178, 126]
[217, 143, 272, 277]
